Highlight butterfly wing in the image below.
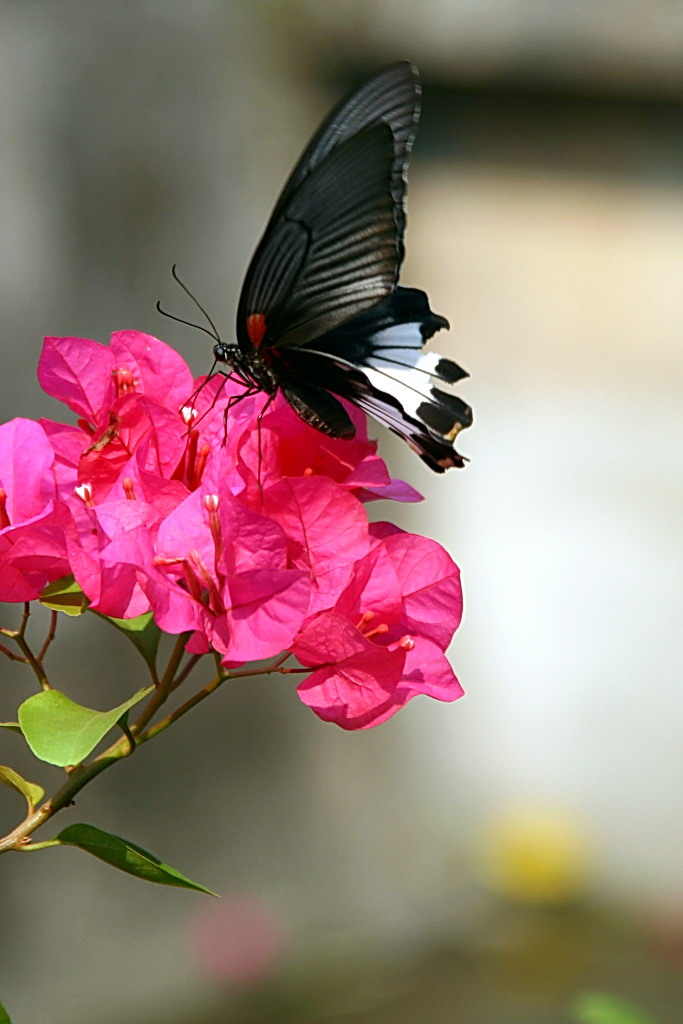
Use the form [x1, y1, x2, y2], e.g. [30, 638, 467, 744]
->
[236, 62, 420, 351]
[282, 288, 473, 472]
[266, 60, 419, 261]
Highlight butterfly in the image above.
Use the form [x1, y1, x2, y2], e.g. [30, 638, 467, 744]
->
[201, 61, 472, 472]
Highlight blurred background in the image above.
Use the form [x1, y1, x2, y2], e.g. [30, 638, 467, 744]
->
[1, 1, 682, 1022]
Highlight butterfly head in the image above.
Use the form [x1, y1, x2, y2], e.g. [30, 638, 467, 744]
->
[211, 340, 274, 396]
[213, 341, 239, 366]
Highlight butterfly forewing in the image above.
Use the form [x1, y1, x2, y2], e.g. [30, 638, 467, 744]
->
[246, 125, 400, 349]
[265, 61, 418, 253]
[237, 63, 420, 352]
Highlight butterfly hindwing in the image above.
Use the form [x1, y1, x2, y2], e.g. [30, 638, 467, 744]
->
[282, 288, 472, 472]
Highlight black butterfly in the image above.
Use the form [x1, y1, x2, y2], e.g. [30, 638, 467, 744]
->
[206, 61, 472, 472]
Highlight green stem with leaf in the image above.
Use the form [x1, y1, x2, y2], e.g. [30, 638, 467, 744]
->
[0, 610, 295, 855]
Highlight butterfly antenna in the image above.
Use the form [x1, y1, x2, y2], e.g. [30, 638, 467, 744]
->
[156, 301, 220, 342]
[172, 264, 222, 341]
[154, 264, 222, 344]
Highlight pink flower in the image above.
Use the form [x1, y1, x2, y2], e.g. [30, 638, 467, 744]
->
[0, 419, 70, 600]
[233, 396, 423, 504]
[262, 476, 370, 615]
[64, 496, 160, 619]
[0, 330, 465, 731]
[38, 331, 193, 428]
[38, 335, 116, 426]
[292, 531, 464, 729]
[100, 487, 311, 663]
[39, 333, 194, 502]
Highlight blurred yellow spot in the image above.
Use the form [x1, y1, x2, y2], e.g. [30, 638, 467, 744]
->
[479, 808, 590, 905]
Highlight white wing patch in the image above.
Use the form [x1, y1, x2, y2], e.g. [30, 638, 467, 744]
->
[303, 319, 467, 433]
[289, 288, 472, 471]
[367, 323, 443, 376]
[363, 323, 453, 420]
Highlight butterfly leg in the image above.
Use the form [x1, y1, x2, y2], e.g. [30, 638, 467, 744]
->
[255, 392, 276, 494]
[182, 367, 228, 417]
[219, 384, 260, 446]
[182, 370, 244, 435]
[183, 370, 255, 440]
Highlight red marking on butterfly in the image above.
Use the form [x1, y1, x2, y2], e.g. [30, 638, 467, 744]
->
[246, 313, 267, 348]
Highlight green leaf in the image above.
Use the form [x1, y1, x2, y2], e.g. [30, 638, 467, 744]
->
[39, 575, 88, 616]
[18, 687, 154, 767]
[0, 723, 22, 734]
[95, 611, 161, 670]
[0, 998, 11, 1023]
[0, 766, 44, 813]
[57, 823, 216, 895]
[573, 992, 658, 1024]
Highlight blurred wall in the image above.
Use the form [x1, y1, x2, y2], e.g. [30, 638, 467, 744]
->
[1, 3, 682, 1023]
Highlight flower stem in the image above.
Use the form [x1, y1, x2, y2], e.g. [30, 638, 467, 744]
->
[37, 610, 58, 664]
[118, 718, 137, 755]
[0, 603, 52, 690]
[17, 839, 63, 852]
[138, 655, 296, 743]
[0, 643, 26, 663]
[130, 632, 190, 736]
[12, 635, 52, 690]
[168, 653, 202, 694]
[0, 650, 300, 854]
[0, 739, 129, 853]
[138, 671, 227, 744]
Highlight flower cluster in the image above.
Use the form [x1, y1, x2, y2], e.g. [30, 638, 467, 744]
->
[0, 332, 463, 728]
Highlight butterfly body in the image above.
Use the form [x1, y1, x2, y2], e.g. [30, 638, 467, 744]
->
[216, 61, 472, 471]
